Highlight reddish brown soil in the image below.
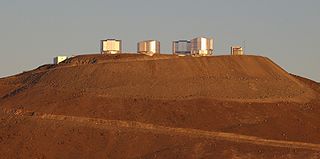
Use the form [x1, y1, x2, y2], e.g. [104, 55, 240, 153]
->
[0, 54, 320, 158]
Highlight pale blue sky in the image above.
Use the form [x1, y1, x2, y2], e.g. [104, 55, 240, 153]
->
[0, 0, 319, 81]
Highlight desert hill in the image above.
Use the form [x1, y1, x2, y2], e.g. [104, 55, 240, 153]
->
[0, 54, 320, 159]
[1, 54, 317, 102]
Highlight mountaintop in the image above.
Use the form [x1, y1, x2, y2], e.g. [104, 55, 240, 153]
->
[0, 53, 320, 159]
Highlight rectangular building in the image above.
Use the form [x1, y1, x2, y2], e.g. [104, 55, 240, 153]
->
[54, 56, 68, 64]
[172, 40, 191, 56]
[231, 46, 244, 55]
[101, 39, 122, 54]
[137, 40, 160, 56]
[190, 37, 214, 56]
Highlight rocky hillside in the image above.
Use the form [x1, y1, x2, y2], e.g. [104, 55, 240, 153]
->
[0, 54, 319, 159]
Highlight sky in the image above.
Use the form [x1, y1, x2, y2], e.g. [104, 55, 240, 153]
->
[0, 0, 319, 81]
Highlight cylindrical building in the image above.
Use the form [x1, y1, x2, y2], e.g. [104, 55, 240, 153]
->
[137, 40, 160, 56]
[190, 37, 214, 56]
[172, 40, 191, 56]
[231, 46, 244, 55]
[101, 39, 122, 54]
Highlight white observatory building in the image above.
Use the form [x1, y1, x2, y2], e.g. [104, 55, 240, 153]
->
[53, 56, 68, 64]
[231, 46, 244, 55]
[190, 37, 214, 56]
[137, 40, 160, 56]
[101, 39, 122, 54]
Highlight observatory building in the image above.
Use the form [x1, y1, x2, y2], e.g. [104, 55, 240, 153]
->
[53, 56, 68, 64]
[101, 39, 122, 54]
[231, 46, 244, 55]
[137, 40, 160, 56]
[172, 40, 191, 56]
[190, 37, 214, 56]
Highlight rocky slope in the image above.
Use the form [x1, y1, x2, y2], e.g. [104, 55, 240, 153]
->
[0, 54, 319, 159]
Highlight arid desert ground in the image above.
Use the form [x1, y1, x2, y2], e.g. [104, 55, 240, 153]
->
[0, 54, 320, 158]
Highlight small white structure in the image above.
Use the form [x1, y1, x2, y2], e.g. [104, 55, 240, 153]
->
[172, 40, 191, 56]
[190, 37, 214, 56]
[231, 46, 244, 55]
[54, 56, 68, 64]
[101, 39, 122, 54]
[137, 40, 160, 56]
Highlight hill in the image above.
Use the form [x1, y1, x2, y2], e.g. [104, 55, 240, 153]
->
[0, 54, 320, 158]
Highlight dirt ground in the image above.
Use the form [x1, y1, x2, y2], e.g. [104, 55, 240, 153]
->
[0, 54, 319, 159]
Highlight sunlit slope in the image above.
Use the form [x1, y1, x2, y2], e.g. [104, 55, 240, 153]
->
[1, 54, 315, 103]
[1, 54, 320, 158]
